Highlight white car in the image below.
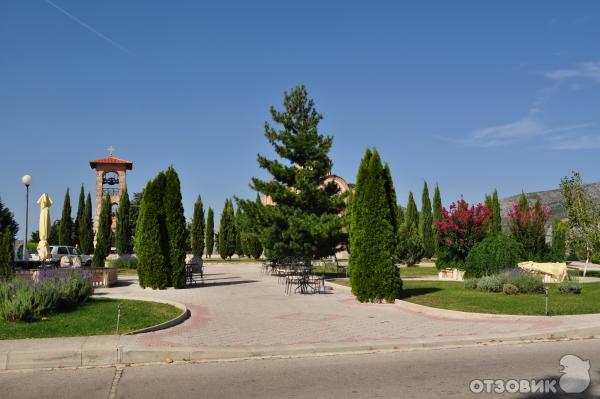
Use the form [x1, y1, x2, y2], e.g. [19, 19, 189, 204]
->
[48, 246, 93, 266]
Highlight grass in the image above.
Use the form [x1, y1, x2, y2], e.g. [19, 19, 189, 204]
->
[333, 279, 600, 316]
[399, 267, 438, 278]
[0, 298, 181, 340]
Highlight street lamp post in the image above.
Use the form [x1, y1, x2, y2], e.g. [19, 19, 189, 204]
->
[22, 175, 32, 265]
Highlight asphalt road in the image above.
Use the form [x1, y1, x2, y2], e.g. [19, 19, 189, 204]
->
[2, 339, 599, 399]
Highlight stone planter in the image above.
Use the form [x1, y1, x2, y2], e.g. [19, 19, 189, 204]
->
[438, 268, 465, 281]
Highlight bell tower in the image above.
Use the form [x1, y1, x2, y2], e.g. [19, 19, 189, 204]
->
[89, 147, 133, 236]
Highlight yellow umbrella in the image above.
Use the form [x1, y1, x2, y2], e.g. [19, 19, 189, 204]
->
[36, 193, 53, 261]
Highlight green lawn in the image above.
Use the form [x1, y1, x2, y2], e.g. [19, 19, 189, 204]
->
[0, 298, 181, 340]
[399, 267, 438, 278]
[334, 279, 600, 316]
[117, 268, 139, 276]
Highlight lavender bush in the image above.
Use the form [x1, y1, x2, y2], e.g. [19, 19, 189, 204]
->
[0, 269, 93, 321]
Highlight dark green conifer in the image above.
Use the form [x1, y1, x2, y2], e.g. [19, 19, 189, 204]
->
[420, 182, 434, 258]
[164, 167, 186, 288]
[190, 195, 205, 258]
[349, 148, 402, 303]
[93, 195, 112, 267]
[206, 208, 214, 258]
[59, 189, 73, 245]
[116, 187, 131, 255]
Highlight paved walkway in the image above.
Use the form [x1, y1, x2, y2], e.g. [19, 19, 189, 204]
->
[2, 262, 600, 369]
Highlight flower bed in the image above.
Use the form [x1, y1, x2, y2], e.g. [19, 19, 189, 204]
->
[0, 269, 93, 321]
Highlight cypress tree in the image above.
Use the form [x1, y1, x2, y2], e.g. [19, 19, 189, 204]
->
[206, 208, 214, 258]
[218, 200, 236, 259]
[164, 167, 186, 288]
[0, 228, 14, 281]
[136, 175, 170, 289]
[0, 197, 18, 241]
[190, 195, 205, 258]
[73, 185, 85, 246]
[349, 148, 402, 303]
[420, 182, 434, 258]
[239, 85, 346, 260]
[234, 207, 244, 256]
[93, 195, 112, 267]
[405, 192, 419, 229]
[59, 189, 73, 245]
[397, 205, 405, 227]
[432, 184, 442, 255]
[79, 193, 94, 254]
[491, 190, 502, 233]
[116, 187, 131, 255]
[48, 220, 60, 245]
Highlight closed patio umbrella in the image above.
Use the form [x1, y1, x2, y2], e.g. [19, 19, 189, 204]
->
[36, 193, 53, 261]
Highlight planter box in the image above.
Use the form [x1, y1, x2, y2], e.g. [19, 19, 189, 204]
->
[438, 268, 465, 281]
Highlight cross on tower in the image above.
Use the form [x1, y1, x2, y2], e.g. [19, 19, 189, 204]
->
[107, 145, 116, 157]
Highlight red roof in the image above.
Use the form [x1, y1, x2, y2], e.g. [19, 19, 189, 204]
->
[89, 156, 133, 170]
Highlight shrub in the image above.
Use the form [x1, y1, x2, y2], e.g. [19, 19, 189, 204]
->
[397, 224, 424, 266]
[502, 283, 519, 295]
[476, 274, 506, 292]
[435, 200, 491, 270]
[558, 280, 582, 294]
[506, 270, 544, 294]
[0, 269, 93, 321]
[464, 278, 478, 289]
[107, 257, 138, 269]
[464, 234, 521, 278]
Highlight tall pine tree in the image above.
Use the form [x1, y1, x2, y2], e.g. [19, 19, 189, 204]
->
[73, 185, 85, 246]
[240, 85, 346, 260]
[79, 193, 94, 254]
[59, 189, 73, 245]
[116, 187, 131, 255]
[164, 167, 186, 288]
[420, 182, 434, 258]
[190, 195, 205, 258]
[93, 195, 112, 266]
[218, 200, 236, 259]
[349, 149, 402, 302]
[206, 208, 214, 258]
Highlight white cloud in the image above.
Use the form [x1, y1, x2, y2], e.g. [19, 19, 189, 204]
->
[468, 116, 544, 147]
[545, 62, 600, 83]
[467, 117, 593, 148]
[551, 134, 600, 150]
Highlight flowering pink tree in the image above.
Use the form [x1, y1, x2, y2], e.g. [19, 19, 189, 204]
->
[435, 199, 491, 268]
[507, 197, 551, 260]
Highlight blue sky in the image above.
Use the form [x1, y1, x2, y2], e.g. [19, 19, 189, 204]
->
[2, 1, 600, 235]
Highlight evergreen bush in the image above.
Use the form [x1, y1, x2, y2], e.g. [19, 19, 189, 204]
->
[164, 167, 186, 288]
[349, 148, 402, 303]
[464, 234, 521, 278]
[190, 195, 205, 258]
[206, 208, 214, 258]
[116, 187, 131, 255]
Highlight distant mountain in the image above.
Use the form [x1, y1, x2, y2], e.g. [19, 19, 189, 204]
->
[500, 182, 600, 221]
